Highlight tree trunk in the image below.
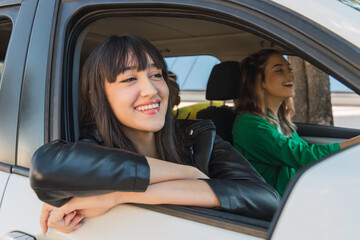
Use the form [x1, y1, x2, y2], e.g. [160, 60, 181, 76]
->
[288, 57, 308, 123]
[305, 62, 334, 125]
[288, 56, 333, 125]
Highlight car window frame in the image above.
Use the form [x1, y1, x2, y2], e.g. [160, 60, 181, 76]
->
[45, 0, 360, 238]
[0, 0, 36, 168]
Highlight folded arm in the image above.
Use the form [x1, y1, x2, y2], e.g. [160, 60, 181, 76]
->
[41, 179, 220, 234]
[30, 139, 207, 207]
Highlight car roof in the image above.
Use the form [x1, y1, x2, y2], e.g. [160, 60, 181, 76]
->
[271, 0, 360, 49]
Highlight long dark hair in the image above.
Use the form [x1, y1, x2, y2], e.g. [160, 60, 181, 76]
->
[80, 35, 182, 163]
[234, 49, 296, 135]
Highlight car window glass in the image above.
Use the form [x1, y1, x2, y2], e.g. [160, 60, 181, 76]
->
[288, 55, 360, 129]
[330, 76, 360, 129]
[0, 17, 12, 85]
[165, 55, 220, 90]
[338, 0, 360, 11]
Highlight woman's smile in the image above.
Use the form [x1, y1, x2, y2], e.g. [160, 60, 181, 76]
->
[135, 100, 161, 115]
[105, 58, 169, 134]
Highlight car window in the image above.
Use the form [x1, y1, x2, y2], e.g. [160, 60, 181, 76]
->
[338, 0, 360, 11]
[288, 56, 360, 129]
[165, 55, 220, 90]
[330, 77, 360, 129]
[67, 13, 280, 236]
[0, 17, 12, 85]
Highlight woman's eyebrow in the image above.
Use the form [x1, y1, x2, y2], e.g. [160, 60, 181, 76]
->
[271, 63, 283, 68]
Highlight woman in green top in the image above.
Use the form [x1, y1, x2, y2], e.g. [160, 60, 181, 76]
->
[232, 49, 360, 196]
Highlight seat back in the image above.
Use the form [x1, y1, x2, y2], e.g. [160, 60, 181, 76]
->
[196, 61, 241, 143]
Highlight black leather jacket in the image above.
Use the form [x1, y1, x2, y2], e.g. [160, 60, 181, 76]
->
[30, 119, 280, 221]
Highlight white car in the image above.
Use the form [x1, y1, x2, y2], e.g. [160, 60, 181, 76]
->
[0, 0, 359, 239]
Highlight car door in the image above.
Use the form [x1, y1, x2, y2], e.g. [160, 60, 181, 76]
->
[0, 0, 36, 208]
[0, 2, 19, 206]
[0, 0, 44, 236]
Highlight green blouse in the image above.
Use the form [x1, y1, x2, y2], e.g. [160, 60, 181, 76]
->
[232, 113, 340, 196]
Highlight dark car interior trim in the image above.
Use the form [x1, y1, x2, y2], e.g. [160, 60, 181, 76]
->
[296, 122, 360, 139]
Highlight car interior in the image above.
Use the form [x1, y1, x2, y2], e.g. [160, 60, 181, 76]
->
[73, 15, 286, 140]
[73, 15, 360, 145]
[67, 14, 291, 233]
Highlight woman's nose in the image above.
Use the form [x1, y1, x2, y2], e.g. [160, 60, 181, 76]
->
[287, 69, 294, 79]
[139, 75, 158, 98]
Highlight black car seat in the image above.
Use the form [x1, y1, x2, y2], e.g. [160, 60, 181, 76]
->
[196, 61, 241, 144]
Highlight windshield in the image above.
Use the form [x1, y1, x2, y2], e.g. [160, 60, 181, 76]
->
[338, 0, 360, 11]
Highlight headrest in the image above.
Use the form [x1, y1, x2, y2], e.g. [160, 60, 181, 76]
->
[205, 61, 241, 100]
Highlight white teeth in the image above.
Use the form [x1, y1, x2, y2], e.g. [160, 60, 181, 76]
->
[136, 103, 159, 111]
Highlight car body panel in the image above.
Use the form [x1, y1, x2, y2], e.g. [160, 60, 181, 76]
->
[0, 171, 10, 208]
[0, 0, 37, 165]
[269, 144, 360, 240]
[17, 0, 57, 168]
[0, 176, 263, 240]
[67, 205, 262, 240]
[0, 174, 43, 235]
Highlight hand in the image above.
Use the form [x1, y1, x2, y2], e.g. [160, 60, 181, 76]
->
[40, 204, 83, 234]
[40, 192, 121, 234]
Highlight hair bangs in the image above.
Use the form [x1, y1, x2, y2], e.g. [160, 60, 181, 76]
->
[102, 35, 166, 84]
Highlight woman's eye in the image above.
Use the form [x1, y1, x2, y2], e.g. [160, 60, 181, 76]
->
[150, 73, 163, 79]
[121, 77, 136, 83]
[275, 69, 284, 73]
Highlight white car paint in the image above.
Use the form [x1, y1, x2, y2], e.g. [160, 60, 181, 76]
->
[0, 175, 261, 240]
[271, 0, 360, 48]
[271, 144, 360, 240]
[0, 172, 9, 206]
[0, 174, 43, 235]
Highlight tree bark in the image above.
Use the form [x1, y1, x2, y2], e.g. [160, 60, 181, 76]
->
[288, 56, 333, 125]
[288, 57, 308, 123]
[305, 62, 334, 125]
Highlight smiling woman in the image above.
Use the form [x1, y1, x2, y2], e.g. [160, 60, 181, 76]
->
[30, 35, 280, 234]
[232, 49, 360, 196]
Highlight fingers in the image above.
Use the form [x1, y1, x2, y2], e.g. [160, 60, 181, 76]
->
[47, 210, 84, 234]
[63, 211, 77, 226]
[40, 204, 55, 235]
[69, 214, 84, 231]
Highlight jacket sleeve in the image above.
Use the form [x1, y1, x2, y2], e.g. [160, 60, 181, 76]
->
[202, 136, 280, 221]
[30, 139, 150, 207]
[232, 114, 340, 170]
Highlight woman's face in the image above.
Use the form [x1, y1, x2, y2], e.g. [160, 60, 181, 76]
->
[262, 53, 295, 101]
[105, 57, 169, 134]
